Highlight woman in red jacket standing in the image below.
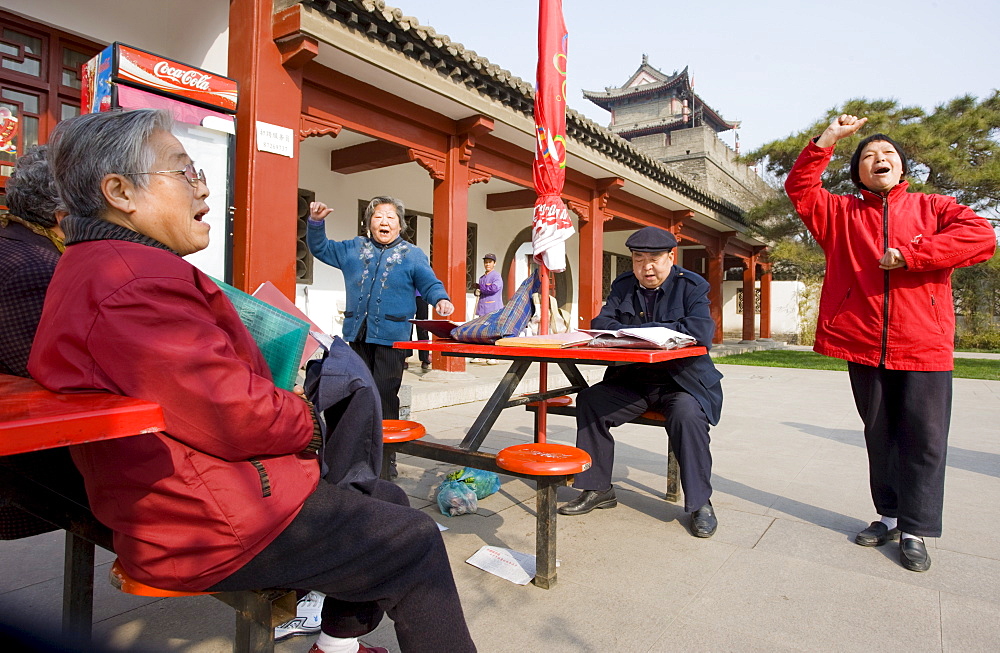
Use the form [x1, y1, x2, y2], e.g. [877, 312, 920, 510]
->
[785, 114, 996, 573]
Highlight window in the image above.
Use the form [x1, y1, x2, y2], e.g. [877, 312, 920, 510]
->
[0, 11, 102, 185]
[736, 288, 762, 315]
[296, 190, 315, 285]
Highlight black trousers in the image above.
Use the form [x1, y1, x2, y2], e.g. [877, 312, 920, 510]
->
[208, 479, 475, 651]
[572, 379, 713, 512]
[414, 297, 431, 365]
[349, 341, 407, 420]
[848, 362, 952, 537]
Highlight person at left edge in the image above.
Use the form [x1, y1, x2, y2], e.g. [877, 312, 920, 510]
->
[307, 198, 453, 422]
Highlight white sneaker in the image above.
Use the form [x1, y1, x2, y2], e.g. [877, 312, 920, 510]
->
[274, 590, 324, 641]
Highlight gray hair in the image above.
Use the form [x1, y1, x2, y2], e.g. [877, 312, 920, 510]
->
[363, 195, 407, 233]
[4, 145, 65, 227]
[48, 108, 174, 219]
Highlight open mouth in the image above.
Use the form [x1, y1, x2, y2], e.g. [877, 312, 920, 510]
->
[874, 165, 891, 174]
[194, 209, 209, 222]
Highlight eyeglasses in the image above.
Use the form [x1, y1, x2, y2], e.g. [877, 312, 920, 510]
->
[124, 162, 206, 188]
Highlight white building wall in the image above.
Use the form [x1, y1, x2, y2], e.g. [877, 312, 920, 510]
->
[722, 280, 803, 339]
[4, 0, 230, 74]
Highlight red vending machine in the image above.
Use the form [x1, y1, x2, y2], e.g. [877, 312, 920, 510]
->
[82, 43, 238, 282]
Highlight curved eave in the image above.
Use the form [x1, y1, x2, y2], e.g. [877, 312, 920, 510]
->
[300, 0, 747, 226]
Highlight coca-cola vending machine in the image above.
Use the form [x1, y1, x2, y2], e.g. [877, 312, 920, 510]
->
[81, 43, 238, 282]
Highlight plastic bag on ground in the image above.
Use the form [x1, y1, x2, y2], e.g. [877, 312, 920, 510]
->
[447, 467, 501, 499]
[436, 479, 478, 516]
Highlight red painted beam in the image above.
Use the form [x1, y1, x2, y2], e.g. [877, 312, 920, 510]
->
[486, 189, 536, 211]
[330, 140, 411, 174]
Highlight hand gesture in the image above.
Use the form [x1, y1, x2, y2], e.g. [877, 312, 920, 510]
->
[878, 248, 906, 270]
[309, 201, 333, 221]
[435, 299, 455, 317]
[815, 114, 868, 148]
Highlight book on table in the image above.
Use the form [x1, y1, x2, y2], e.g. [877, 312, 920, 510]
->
[580, 326, 697, 350]
[493, 331, 593, 348]
[409, 319, 464, 339]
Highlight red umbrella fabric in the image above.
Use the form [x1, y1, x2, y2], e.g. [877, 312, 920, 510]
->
[531, 0, 572, 273]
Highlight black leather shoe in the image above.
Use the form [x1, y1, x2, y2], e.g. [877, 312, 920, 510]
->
[690, 503, 717, 538]
[899, 537, 931, 572]
[558, 487, 617, 516]
[854, 521, 899, 547]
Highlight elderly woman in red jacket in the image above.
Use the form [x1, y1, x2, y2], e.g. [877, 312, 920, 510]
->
[28, 109, 475, 653]
[785, 114, 996, 573]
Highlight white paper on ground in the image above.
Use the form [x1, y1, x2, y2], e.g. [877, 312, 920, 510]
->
[466, 545, 558, 585]
[436, 522, 448, 531]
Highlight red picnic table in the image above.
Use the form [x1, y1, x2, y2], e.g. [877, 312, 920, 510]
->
[391, 339, 706, 588]
[0, 373, 166, 639]
[398, 339, 707, 450]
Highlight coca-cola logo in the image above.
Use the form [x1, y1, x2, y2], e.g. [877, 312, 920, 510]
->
[153, 61, 211, 91]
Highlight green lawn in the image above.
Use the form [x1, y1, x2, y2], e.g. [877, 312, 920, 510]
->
[713, 350, 999, 381]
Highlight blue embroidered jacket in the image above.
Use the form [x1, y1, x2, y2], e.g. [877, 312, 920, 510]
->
[307, 223, 449, 346]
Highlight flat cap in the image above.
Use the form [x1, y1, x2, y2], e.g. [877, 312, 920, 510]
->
[483, 253, 497, 261]
[625, 226, 677, 252]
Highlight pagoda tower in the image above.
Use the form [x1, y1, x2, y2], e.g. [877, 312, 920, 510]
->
[583, 56, 770, 211]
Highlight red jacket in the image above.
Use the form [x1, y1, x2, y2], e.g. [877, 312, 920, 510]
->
[785, 141, 996, 371]
[28, 239, 318, 591]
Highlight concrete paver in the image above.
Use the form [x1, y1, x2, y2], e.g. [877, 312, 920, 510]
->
[2, 359, 998, 652]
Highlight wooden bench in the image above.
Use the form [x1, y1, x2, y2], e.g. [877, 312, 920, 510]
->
[381, 438, 580, 589]
[0, 374, 296, 651]
[525, 399, 681, 502]
[0, 463, 297, 652]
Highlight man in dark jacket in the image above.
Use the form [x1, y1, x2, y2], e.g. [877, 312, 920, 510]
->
[558, 226, 724, 538]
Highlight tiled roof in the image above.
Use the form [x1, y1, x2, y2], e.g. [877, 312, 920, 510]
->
[304, 0, 746, 225]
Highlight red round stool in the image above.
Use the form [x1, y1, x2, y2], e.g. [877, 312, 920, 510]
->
[110, 558, 211, 597]
[381, 419, 426, 443]
[525, 395, 573, 408]
[495, 442, 592, 476]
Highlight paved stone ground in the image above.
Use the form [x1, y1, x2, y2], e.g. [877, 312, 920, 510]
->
[2, 361, 998, 652]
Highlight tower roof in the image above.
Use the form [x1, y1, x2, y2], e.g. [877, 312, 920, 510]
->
[583, 57, 738, 133]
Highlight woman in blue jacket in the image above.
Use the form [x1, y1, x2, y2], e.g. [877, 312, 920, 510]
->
[308, 196, 453, 422]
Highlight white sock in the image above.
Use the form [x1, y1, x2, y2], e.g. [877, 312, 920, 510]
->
[314, 633, 359, 653]
[879, 516, 898, 530]
[901, 532, 922, 541]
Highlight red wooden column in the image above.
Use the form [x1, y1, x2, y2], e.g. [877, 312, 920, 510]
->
[705, 246, 725, 344]
[574, 178, 622, 327]
[759, 261, 773, 340]
[740, 254, 757, 342]
[411, 116, 493, 373]
[228, 1, 314, 294]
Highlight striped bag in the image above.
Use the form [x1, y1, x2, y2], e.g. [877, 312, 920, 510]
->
[450, 270, 540, 344]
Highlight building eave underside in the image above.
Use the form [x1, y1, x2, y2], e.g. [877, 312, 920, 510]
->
[293, 0, 750, 231]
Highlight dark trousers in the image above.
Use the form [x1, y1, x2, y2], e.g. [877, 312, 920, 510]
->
[208, 479, 475, 651]
[349, 341, 407, 420]
[573, 379, 713, 512]
[414, 297, 431, 365]
[848, 362, 952, 537]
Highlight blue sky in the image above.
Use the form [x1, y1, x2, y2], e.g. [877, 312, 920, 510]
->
[390, 0, 999, 154]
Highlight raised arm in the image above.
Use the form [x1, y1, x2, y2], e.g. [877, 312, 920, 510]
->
[306, 201, 348, 268]
[814, 114, 868, 148]
[785, 114, 867, 247]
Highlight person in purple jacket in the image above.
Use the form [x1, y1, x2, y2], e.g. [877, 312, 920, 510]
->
[474, 253, 503, 317]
